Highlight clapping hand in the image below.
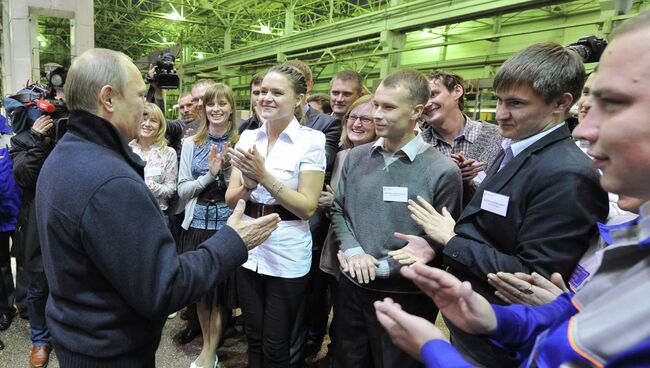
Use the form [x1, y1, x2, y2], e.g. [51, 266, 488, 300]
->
[228, 145, 267, 183]
[374, 297, 445, 361]
[388, 232, 435, 265]
[487, 272, 567, 306]
[450, 152, 485, 183]
[408, 196, 456, 246]
[208, 144, 223, 177]
[317, 185, 335, 211]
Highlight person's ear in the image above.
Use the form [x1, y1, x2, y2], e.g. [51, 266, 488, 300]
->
[412, 104, 424, 121]
[296, 93, 305, 108]
[554, 92, 574, 114]
[452, 84, 464, 104]
[99, 85, 115, 112]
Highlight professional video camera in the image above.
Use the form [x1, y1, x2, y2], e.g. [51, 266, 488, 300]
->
[3, 81, 69, 143]
[146, 52, 180, 89]
[567, 36, 608, 63]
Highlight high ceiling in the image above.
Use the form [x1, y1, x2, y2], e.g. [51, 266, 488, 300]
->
[38, 0, 393, 68]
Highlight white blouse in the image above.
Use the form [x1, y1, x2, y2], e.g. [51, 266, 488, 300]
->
[236, 118, 326, 278]
[129, 142, 178, 211]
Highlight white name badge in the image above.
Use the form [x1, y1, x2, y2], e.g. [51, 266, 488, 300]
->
[481, 190, 509, 217]
[145, 167, 162, 177]
[383, 186, 408, 202]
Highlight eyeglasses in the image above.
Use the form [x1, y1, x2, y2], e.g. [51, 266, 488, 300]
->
[346, 114, 373, 125]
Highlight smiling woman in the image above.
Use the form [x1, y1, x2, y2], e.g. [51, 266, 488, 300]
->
[176, 83, 240, 368]
[224, 63, 326, 368]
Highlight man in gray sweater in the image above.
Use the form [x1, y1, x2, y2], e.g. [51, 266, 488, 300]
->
[330, 70, 462, 368]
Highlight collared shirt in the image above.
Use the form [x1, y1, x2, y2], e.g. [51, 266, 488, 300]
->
[371, 134, 430, 169]
[506, 123, 566, 158]
[236, 118, 326, 278]
[428, 116, 481, 156]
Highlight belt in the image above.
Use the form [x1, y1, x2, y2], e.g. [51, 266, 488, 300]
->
[244, 202, 300, 221]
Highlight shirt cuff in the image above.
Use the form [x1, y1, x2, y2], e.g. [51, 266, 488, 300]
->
[490, 303, 520, 341]
[421, 339, 472, 368]
[343, 246, 365, 259]
[375, 259, 390, 277]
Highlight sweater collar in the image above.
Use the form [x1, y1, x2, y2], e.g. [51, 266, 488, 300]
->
[67, 110, 145, 175]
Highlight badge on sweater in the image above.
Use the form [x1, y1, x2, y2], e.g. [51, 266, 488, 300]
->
[383, 186, 408, 202]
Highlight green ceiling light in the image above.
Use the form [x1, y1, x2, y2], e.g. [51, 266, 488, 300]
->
[260, 24, 272, 34]
[196, 52, 204, 59]
[37, 34, 48, 47]
[165, 4, 185, 21]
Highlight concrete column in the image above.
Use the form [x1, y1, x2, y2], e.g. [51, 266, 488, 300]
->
[2, 0, 94, 95]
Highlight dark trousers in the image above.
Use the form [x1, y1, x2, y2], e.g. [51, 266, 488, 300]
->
[333, 276, 438, 368]
[27, 271, 50, 345]
[238, 267, 309, 368]
[0, 232, 13, 315]
[289, 248, 333, 367]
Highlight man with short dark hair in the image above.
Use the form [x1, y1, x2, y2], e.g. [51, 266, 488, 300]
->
[421, 70, 502, 204]
[238, 72, 265, 134]
[406, 43, 608, 367]
[331, 69, 462, 368]
[330, 70, 365, 120]
[35, 48, 279, 366]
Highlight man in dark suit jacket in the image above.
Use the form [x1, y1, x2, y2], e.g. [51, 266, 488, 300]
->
[403, 43, 609, 367]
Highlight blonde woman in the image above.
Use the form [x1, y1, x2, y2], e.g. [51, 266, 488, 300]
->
[129, 102, 178, 220]
[177, 84, 239, 368]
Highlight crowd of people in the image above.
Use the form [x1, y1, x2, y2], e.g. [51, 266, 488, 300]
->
[0, 9, 649, 368]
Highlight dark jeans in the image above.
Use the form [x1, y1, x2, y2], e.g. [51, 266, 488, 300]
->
[333, 276, 438, 368]
[238, 267, 309, 368]
[27, 271, 50, 345]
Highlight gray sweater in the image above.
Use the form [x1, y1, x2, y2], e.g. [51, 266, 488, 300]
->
[331, 138, 462, 292]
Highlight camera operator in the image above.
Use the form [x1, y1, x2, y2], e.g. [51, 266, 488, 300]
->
[10, 114, 56, 367]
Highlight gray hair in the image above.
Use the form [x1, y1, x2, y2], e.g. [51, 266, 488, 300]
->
[380, 69, 430, 106]
[494, 43, 585, 107]
[64, 48, 131, 113]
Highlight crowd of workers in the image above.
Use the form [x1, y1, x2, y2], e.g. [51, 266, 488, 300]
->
[0, 9, 649, 368]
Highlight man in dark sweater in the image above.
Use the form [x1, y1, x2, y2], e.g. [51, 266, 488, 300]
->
[34, 48, 280, 367]
[330, 70, 462, 368]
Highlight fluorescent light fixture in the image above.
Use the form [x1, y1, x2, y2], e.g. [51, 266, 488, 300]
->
[260, 24, 271, 34]
[165, 4, 185, 21]
[196, 52, 204, 59]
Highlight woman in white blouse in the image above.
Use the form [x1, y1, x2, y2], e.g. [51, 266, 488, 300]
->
[226, 64, 326, 368]
[129, 102, 178, 220]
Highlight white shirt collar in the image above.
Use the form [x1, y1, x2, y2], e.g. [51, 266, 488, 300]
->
[508, 123, 565, 158]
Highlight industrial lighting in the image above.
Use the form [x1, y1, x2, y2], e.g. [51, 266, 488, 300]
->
[38, 34, 48, 47]
[162, 36, 167, 43]
[196, 52, 204, 59]
[165, 4, 185, 21]
[260, 24, 272, 34]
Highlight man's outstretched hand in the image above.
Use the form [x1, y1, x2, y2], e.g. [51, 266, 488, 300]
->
[227, 199, 280, 250]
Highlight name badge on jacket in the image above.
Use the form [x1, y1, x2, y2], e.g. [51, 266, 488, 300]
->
[383, 186, 408, 202]
[481, 190, 509, 217]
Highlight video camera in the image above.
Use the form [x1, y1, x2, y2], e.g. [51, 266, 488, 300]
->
[3, 81, 69, 143]
[146, 52, 180, 89]
[567, 36, 608, 63]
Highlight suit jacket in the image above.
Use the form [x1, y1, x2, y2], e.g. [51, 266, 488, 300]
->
[443, 125, 609, 367]
[304, 106, 341, 250]
[304, 106, 341, 180]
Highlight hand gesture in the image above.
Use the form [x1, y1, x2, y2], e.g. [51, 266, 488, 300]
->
[374, 297, 445, 360]
[31, 115, 54, 136]
[226, 199, 280, 250]
[388, 232, 435, 265]
[317, 185, 335, 211]
[208, 144, 223, 177]
[228, 145, 267, 182]
[450, 152, 485, 183]
[337, 251, 379, 284]
[487, 271, 567, 306]
[408, 196, 456, 246]
[401, 264, 497, 335]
